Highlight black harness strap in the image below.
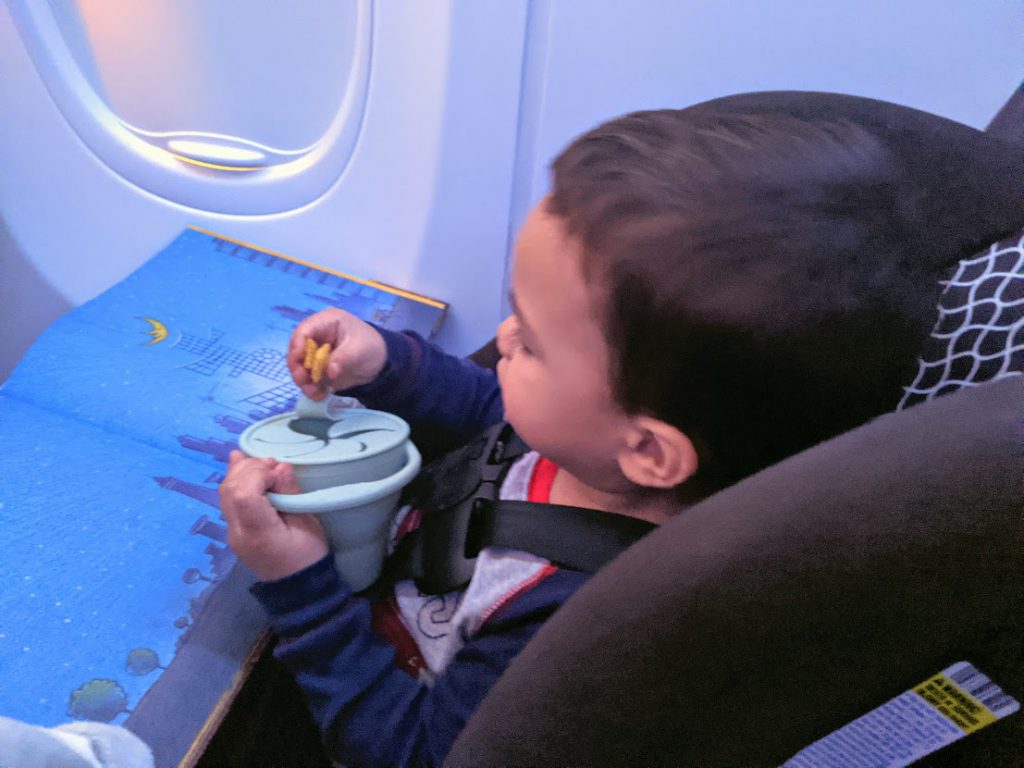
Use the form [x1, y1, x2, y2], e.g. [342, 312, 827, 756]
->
[466, 499, 657, 576]
[384, 423, 657, 594]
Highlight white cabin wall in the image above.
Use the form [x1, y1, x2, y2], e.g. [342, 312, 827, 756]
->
[507, 0, 1024, 310]
[0, 218, 74, 383]
[2, 0, 1022, 383]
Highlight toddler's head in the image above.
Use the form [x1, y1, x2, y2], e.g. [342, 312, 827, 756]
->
[499, 108, 932, 495]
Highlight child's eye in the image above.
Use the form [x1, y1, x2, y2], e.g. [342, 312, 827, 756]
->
[508, 324, 533, 357]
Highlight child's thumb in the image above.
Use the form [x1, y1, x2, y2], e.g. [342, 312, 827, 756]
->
[270, 462, 302, 495]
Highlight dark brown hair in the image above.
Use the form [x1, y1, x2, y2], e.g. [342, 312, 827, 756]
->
[549, 109, 941, 485]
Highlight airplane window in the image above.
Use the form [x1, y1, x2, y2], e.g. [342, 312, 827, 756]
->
[53, 0, 359, 161]
[11, 0, 372, 212]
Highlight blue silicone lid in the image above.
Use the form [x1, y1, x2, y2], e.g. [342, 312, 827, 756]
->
[238, 407, 410, 466]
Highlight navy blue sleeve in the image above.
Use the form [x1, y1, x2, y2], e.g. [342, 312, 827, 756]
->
[251, 555, 586, 768]
[341, 328, 504, 458]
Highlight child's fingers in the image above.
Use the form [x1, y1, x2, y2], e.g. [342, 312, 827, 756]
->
[326, 358, 340, 381]
[220, 458, 283, 533]
[287, 336, 316, 386]
[287, 331, 305, 362]
[299, 381, 327, 400]
[281, 510, 325, 542]
[288, 332, 313, 368]
[269, 462, 302, 495]
[220, 456, 328, 581]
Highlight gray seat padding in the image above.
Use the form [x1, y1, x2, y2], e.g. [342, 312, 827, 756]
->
[447, 375, 1023, 767]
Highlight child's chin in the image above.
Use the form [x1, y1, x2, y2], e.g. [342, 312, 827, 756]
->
[505, 416, 533, 444]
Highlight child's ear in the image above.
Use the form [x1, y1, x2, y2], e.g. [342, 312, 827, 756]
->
[616, 416, 699, 489]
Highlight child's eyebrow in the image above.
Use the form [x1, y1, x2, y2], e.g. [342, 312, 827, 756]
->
[508, 291, 539, 344]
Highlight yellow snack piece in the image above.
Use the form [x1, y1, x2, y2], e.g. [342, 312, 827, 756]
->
[311, 342, 331, 384]
[303, 338, 317, 369]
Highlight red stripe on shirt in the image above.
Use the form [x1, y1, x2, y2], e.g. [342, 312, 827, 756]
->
[371, 593, 429, 678]
[480, 562, 560, 625]
[528, 456, 559, 503]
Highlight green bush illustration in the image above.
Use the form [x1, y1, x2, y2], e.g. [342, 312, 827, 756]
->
[126, 647, 164, 676]
[68, 678, 130, 722]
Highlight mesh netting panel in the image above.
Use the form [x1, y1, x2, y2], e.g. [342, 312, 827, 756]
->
[899, 231, 1024, 410]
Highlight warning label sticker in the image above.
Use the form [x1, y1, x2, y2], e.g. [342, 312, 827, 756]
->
[782, 661, 1019, 768]
[913, 670, 998, 733]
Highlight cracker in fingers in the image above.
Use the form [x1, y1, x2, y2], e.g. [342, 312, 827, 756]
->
[311, 342, 331, 384]
[303, 337, 317, 369]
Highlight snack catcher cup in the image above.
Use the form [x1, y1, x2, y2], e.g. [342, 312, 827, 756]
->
[238, 398, 421, 590]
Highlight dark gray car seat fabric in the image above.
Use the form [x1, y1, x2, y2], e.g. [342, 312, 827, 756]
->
[687, 93, 1024, 405]
[688, 91, 1024, 247]
[987, 82, 1024, 143]
[446, 375, 1024, 768]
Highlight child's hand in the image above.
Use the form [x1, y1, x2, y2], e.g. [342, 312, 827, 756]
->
[220, 451, 328, 582]
[288, 308, 388, 400]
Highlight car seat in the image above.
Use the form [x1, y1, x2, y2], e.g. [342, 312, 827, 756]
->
[448, 92, 1024, 767]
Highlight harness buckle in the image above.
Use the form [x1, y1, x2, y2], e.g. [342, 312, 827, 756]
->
[414, 424, 518, 593]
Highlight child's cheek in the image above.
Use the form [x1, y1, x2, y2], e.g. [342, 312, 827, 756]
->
[498, 369, 526, 429]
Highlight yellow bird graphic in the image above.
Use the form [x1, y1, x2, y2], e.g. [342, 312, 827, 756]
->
[140, 317, 169, 345]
